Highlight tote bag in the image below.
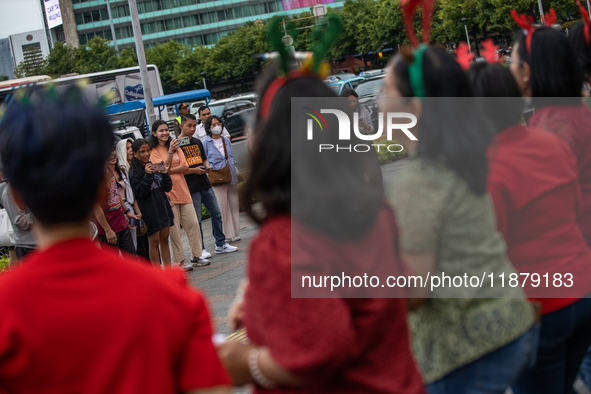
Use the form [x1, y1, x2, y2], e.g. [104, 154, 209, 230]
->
[0, 208, 14, 247]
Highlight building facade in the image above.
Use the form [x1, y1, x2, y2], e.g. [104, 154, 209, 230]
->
[67, 0, 343, 49]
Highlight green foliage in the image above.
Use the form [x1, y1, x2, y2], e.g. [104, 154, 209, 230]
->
[0, 256, 8, 273]
[0, 75, 8, 81]
[14, 47, 47, 78]
[44, 41, 78, 77]
[374, 139, 407, 163]
[202, 204, 211, 220]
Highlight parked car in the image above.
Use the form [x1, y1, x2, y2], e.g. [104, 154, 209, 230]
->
[189, 100, 208, 114]
[325, 73, 357, 82]
[201, 98, 256, 139]
[231, 92, 258, 103]
[326, 76, 366, 95]
[359, 69, 386, 77]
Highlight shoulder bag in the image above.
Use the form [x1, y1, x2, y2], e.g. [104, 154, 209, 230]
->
[209, 139, 232, 185]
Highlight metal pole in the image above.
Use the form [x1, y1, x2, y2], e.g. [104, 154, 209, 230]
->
[106, 0, 119, 54]
[202, 77, 207, 90]
[538, 0, 545, 24]
[128, 0, 155, 126]
[464, 24, 471, 53]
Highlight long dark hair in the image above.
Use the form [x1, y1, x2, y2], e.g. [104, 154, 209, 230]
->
[517, 27, 583, 103]
[130, 138, 150, 175]
[340, 88, 360, 111]
[149, 119, 170, 149]
[568, 21, 591, 81]
[467, 62, 524, 133]
[391, 46, 493, 195]
[242, 63, 384, 240]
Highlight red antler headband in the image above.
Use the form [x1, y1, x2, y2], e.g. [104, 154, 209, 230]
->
[481, 39, 500, 63]
[577, 0, 591, 46]
[401, 0, 436, 47]
[455, 42, 474, 70]
[511, 8, 557, 53]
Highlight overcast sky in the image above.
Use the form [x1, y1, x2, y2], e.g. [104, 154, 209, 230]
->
[0, 0, 45, 39]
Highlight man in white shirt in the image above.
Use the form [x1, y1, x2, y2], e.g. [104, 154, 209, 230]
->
[196, 106, 231, 141]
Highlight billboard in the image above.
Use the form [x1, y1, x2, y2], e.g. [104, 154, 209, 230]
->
[44, 0, 63, 29]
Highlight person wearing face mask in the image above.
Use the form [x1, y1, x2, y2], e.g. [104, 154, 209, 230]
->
[202, 116, 240, 243]
[196, 106, 231, 142]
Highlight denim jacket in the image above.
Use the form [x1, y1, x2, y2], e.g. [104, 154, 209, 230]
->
[202, 136, 238, 185]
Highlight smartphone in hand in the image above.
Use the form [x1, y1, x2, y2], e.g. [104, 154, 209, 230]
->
[179, 136, 190, 146]
[153, 162, 165, 172]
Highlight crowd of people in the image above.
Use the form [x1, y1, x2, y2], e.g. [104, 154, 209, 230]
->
[1, 5, 591, 394]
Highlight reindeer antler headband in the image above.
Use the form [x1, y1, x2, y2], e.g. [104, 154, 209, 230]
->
[258, 16, 342, 121]
[511, 8, 556, 54]
[400, 0, 435, 98]
[576, 0, 590, 46]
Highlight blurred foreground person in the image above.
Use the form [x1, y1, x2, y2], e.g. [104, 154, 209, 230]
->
[216, 18, 425, 393]
[0, 86, 230, 394]
[509, 25, 591, 246]
[469, 61, 591, 394]
[384, 45, 536, 393]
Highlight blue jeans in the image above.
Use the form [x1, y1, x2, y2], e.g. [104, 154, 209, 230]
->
[191, 188, 225, 248]
[579, 345, 591, 390]
[513, 297, 591, 394]
[427, 325, 539, 394]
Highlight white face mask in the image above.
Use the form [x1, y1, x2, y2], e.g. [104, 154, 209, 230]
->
[211, 125, 222, 135]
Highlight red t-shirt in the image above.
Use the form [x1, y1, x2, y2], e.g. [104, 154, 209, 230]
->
[244, 209, 425, 394]
[529, 104, 591, 246]
[488, 125, 591, 314]
[95, 170, 129, 235]
[0, 238, 230, 393]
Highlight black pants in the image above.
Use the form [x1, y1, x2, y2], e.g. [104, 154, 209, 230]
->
[15, 246, 35, 260]
[136, 232, 150, 262]
[98, 227, 136, 255]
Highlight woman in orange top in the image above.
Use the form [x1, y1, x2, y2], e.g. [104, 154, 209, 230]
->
[149, 120, 210, 271]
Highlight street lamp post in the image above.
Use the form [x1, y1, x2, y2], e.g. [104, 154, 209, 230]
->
[461, 18, 471, 53]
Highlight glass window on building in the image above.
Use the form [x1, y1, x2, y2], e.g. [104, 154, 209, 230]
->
[233, 6, 242, 17]
[137, 2, 145, 13]
[174, 17, 182, 29]
[195, 35, 203, 46]
[268, 2, 277, 12]
[208, 11, 217, 22]
[225, 9, 234, 20]
[83, 11, 92, 24]
[165, 19, 173, 30]
[147, 22, 156, 33]
[155, 20, 165, 32]
[104, 29, 113, 40]
[192, 14, 200, 25]
[154, 0, 163, 11]
[79, 34, 87, 45]
[101, 8, 109, 20]
[91, 9, 101, 21]
[200, 13, 209, 24]
[145, 1, 154, 12]
[180, 0, 190, 5]
[242, 5, 251, 16]
[75, 13, 83, 25]
[211, 32, 219, 43]
[217, 10, 225, 21]
[141, 23, 147, 34]
[204, 33, 212, 45]
[276, 1, 283, 11]
[183, 16, 192, 27]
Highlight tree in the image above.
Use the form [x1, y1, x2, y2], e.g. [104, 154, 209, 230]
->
[0, 75, 8, 81]
[14, 47, 47, 78]
[75, 36, 120, 74]
[146, 40, 187, 93]
[45, 41, 78, 77]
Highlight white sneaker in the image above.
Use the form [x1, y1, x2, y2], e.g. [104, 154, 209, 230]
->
[201, 249, 212, 259]
[178, 261, 194, 272]
[227, 236, 241, 242]
[215, 243, 238, 254]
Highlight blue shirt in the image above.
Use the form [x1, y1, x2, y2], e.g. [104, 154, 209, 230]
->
[202, 136, 238, 185]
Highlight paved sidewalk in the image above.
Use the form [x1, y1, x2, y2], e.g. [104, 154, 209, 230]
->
[179, 212, 256, 335]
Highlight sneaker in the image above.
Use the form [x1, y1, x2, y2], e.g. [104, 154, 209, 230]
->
[231, 236, 241, 242]
[191, 257, 211, 267]
[178, 261, 193, 272]
[201, 249, 212, 259]
[215, 243, 238, 254]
